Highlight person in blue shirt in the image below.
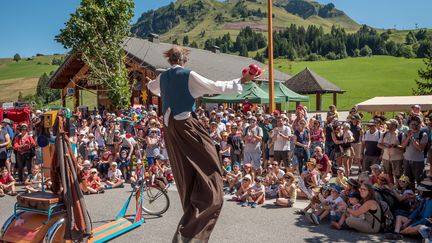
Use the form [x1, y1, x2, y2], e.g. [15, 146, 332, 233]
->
[1, 119, 14, 173]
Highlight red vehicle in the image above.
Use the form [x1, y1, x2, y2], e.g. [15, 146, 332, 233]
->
[0, 102, 32, 131]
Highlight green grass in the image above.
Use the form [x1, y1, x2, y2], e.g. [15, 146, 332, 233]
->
[273, 56, 424, 111]
[0, 55, 61, 80]
[47, 90, 98, 110]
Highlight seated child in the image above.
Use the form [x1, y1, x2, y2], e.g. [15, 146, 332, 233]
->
[0, 167, 17, 196]
[226, 162, 242, 194]
[130, 159, 144, 189]
[149, 156, 168, 189]
[25, 165, 42, 193]
[306, 184, 346, 225]
[232, 174, 252, 202]
[335, 167, 348, 189]
[275, 172, 297, 207]
[105, 162, 124, 189]
[117, 150, 131, 180]
[245, 176, 265, 208]
[331, 192, 362, 229]
[86, 168, 104, 194]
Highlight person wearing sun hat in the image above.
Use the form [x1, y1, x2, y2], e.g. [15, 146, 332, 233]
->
[378, 118, 404, 184]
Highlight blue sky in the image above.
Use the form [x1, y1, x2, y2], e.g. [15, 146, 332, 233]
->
[0, 0, 431, 58]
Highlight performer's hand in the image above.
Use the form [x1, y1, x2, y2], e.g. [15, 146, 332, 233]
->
[240, 73, 256, 84]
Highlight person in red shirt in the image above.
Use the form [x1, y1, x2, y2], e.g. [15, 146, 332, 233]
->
[312, 146, 332, 183]
[242, 98, 252, 114]
[13, 124, 36, 183]
[85, 168, 104, 194]
[0, 167, 17, 196]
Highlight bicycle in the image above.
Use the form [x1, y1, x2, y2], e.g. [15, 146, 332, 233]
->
[135, 175, 171, 216]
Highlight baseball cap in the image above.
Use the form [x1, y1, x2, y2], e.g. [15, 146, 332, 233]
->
[88, 133, 95, 137]
[155, 154, 166, 160]
[337, 167, 345, 173]
[331, 184, 342, 193]
[386, 119, 399, 126]
[399, 175, 410, 183]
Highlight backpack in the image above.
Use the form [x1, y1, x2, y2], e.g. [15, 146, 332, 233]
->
[371, 196, 395, 233]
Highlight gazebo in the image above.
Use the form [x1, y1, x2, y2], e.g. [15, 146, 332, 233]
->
[284, 67, 345, 111]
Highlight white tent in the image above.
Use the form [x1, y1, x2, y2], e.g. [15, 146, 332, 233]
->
[356, 95, 432, 112]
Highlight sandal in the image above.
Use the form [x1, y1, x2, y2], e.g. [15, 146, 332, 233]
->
[294, 210, 305, 215]
[9, 191, 17, 196]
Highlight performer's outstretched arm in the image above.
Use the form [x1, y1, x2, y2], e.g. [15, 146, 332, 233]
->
[147, 75, 161, 96]
[188, 71, 243, 98]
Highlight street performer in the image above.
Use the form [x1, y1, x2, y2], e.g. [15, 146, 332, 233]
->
[147, 46, 256, 242]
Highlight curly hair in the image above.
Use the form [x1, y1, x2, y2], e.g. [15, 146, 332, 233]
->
[163, 46, 190, 65]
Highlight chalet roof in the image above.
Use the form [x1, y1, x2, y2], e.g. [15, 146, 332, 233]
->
[284, 67, 344, 94]
[123, 37, 291, 82]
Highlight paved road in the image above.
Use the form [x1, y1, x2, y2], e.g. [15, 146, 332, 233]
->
[0, 185, 417, 243]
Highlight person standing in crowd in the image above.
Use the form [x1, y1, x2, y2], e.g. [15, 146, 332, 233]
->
[309, 118, 324, 155]
[361, 120, 382, 173]
[349, 114, 363, 174]
[0, 121, 11, 175]
[13, 124, 35, 183]
[293, 119, 310, 173]
[242, 116, 263, 172]
[147, 46, 255, 242]
[1, 119, 14, 173]
[378, 118, 404, 184]
[324, 112, 336, 160]
[260, 114, 273, 170]
[401, 116, 428, 185]
[272, 116, 291, 169]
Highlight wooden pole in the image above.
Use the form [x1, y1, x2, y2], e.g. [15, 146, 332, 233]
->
[316, 93, 322, 111]
[333, 93, 337, 107]
[267, 0, 275, 113]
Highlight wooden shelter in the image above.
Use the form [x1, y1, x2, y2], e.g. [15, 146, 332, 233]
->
[49, 36, 291, 112]
[284, 67, 345, 111]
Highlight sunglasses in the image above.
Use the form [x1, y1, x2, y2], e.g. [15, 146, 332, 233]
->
[359, 187, 367, 191]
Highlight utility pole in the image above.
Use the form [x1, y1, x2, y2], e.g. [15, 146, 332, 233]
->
[267, 0, 275, 112]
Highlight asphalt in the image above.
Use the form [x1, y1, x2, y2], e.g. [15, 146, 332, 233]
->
[0, 183, 419, 243]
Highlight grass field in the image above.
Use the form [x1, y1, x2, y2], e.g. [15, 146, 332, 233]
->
[273, 56, 424, 111]
[0, 55, 97, 108]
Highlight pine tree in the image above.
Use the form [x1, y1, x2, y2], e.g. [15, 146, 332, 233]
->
[413, 53, 432, 95]
[183, 35, 189, 46]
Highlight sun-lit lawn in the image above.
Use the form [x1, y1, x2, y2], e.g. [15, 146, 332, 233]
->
[273, 56, 423, 111]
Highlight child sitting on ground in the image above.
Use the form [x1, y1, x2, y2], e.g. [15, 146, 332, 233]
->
[275, 172, 297, 207]
[24, 165, 42, 193]
[335, 167, 348, 189]
[244, 176, 265, 208]
[226, 162, 242, 194]
[222, 157, 233, 180]
[233, 174, 252, 202]
[331, 192, 362, 229]
[0, 167, 17, 196]
[86, 168, 104, 194]
[105, 162, 124, 189]
[130, 159, 144, 189]
[306, 184, 345, 225]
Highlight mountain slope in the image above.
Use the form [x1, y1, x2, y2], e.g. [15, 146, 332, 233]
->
[131, 0, 360, 46]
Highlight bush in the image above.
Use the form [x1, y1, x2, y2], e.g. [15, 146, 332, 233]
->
[325, 52, 338, 60]
[399, 45, 416, 58]
[306, 53, 321, 61]
[353, 49, 361, 57]
[360, 45, 373, 57]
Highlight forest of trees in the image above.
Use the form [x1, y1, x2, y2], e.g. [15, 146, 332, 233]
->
[201, 24, 432, 61]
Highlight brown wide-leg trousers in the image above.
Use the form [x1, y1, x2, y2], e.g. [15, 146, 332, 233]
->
[165, 114, 224, 243]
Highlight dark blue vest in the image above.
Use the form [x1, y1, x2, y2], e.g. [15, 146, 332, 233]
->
[160, 67, 195, 116]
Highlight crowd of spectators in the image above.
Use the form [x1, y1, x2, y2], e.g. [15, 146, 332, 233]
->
[1, 102, 432, 241]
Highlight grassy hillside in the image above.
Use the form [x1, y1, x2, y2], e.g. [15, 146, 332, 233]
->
[134, 0, 361, 47]
[273, 56, 423, 111]
[0, 55, 97, 108]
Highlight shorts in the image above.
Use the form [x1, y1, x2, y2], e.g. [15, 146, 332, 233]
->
[6, 149, 13, 160]
[0, 158, 6, 168]
[352, 143, 362, 159]
[243, 151, 262, 170]
[382, 159, 403, 177]
[336, 147, 351, 159]
[330, 212, 342, 222]
[147, 157, 155, 167]
[274, 151, 290, 166]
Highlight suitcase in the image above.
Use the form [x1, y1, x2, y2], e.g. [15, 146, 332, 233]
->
[17, 192, 63, 211]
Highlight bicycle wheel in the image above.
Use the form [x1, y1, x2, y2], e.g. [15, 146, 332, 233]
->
[142, 186, 170, 215]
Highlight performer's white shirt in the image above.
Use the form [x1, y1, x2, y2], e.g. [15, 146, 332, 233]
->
[147, 65, 243, 126]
